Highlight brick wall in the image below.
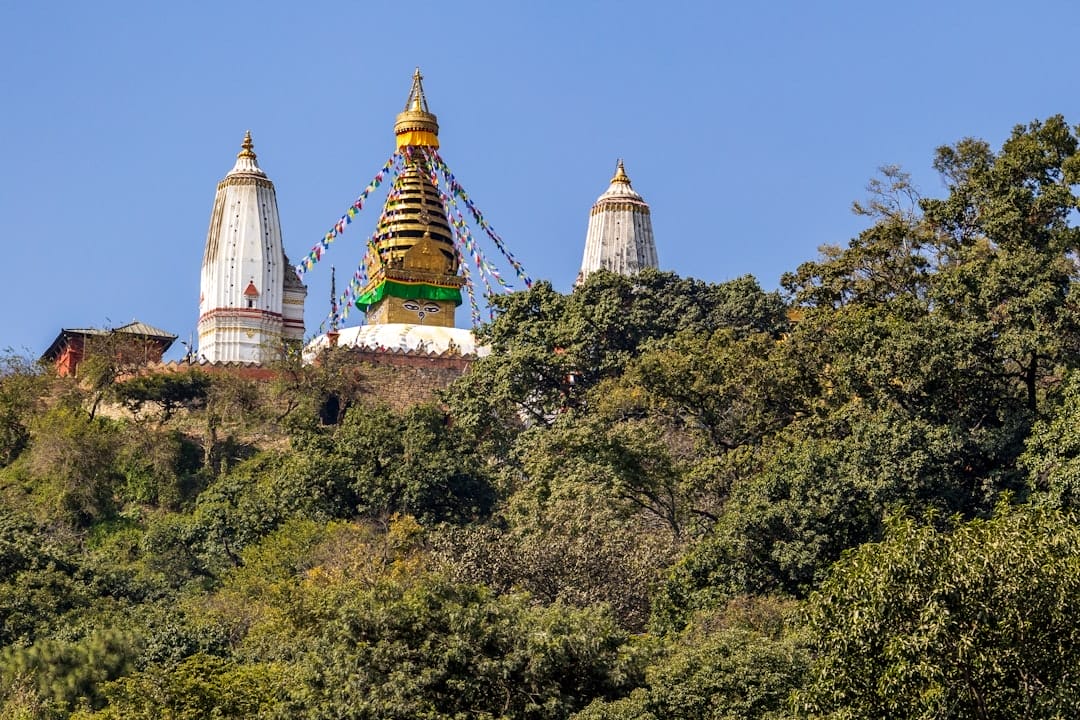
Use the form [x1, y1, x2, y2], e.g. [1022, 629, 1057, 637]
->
[344, 348, 472, 410]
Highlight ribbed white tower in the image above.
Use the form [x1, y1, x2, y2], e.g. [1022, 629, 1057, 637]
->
[198, 132, 306, 363]
[577, 160, 658, 284]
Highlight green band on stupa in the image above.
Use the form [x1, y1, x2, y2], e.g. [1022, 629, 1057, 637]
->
[355, 280, 463, 307]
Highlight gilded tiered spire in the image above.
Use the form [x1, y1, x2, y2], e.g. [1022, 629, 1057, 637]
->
[356, 68, 463, 327]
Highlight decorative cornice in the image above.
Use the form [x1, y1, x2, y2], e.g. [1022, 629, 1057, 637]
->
[217, 175, 275, 190]
[198, 307, 284, 323]
[590, 201, 651, 215]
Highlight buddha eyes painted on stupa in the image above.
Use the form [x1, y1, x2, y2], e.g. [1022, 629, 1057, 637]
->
[402, 300, 441, 320]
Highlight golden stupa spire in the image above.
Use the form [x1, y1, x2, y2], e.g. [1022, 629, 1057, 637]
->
[611, 159, 631, 185]
[395, 67, 440, 150]
[404, 67, 430, 113]
[238, 130, 256, 159]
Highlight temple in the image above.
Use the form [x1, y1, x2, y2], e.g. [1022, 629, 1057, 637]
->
[198, 132, 307, 363]
[311, 68, 477, 357]
[576, 160, 658, 284]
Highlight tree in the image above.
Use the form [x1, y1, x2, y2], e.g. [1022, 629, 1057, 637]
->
[0, 511, 89, 646]
[433, 485, 678, 632]
[1021, 368, 1080, 508]
[320, 403, 495, 523]
[0, 352, 48, 468]
[201, 371, 262, 470]
[295, 577, 638, 720]
[575, 597, 807, 720]
[0, 628, 140, 717]
[798, 504, 1080, 718]
[922, 116, 1080, 412]
[25, 406, 122, 527]
[782, 165, 933, 310]
[268, 343, 371, 424]
[111, 370, 210, 425]
[75, 331, 167, 421]
[444, 270, 787, 455]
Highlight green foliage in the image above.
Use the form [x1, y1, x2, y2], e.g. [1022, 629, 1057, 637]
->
[309, 403, 495, 523]
[434, 488, 677, 632]
[650, 395, 1026, 634]
[0, 512, 88, 646]
[782, 165, 932, 310]
[0, 628, 140, 717]
[73, 653, 293, 720]
[0, 353, 48, 468]
[111, 370, 210, 423]
[576, 598, 807, 720]
[115, 428, 203, 508]
[1022, 369, 1080, 508]
[445, 270, 787, 454]
[0, 672, 51, 720]
[296, 576, 637, 720]
[25, 406, 124, 526]
[269, 343, 372, 424]
[799, 504, 1080, 718]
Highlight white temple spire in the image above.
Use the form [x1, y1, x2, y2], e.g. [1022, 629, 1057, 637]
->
[198, 132, 306, 363]
[576, 159, 658, 285]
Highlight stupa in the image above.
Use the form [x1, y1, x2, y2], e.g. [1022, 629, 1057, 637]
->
[306, 68, 481, 358]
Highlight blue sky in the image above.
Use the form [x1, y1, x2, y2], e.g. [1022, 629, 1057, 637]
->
[2, 1, 1079, 359]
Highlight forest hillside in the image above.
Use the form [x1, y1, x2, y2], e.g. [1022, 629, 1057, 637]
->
[5, 116, 1080, 718]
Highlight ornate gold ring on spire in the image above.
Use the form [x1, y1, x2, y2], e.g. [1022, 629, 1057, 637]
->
[238, 130, 257, 159]
[395, 67, 440, 150]
[611, 159, 631, 185]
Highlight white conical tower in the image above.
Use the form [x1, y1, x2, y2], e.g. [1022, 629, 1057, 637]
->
[198, 131, 306, 363]
[577, 160, 658, 285]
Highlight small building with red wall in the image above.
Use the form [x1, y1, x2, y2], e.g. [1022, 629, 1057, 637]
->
[41, 320, 178, 377]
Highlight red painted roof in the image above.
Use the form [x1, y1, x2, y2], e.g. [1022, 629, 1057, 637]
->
[243, 281, 259, 297]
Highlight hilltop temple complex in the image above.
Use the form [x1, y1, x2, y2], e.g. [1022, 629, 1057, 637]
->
[44, 69, 660, 394]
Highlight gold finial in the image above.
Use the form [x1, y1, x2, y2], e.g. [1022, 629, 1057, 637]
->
[405, 67, 429, 113]
[395, 67, 440, 150]
[238, 130, 256, 159]
[611, 159, 631, 185]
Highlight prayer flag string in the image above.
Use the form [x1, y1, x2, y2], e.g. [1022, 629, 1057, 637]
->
[295, 151, 401, 279]
[422, 148, 533, 289]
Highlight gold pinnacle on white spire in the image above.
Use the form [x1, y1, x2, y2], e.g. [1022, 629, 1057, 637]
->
[611, 159, 631, 185]
[238, 130, 256, 159]
[228, 130, 264, 176]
